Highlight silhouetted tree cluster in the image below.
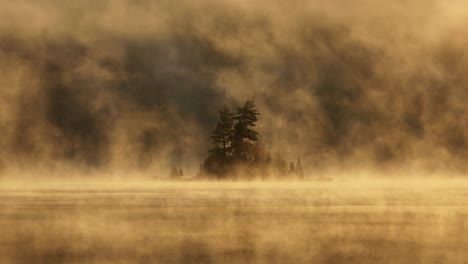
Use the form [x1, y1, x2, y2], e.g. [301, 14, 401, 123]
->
[199, 100, 304, 179]
[271, 154, 305, 179]
[170, 165, 184, 178]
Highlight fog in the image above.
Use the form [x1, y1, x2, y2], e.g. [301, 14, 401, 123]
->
[1, 0, 468, 177]
[1, 180, 468, 263]
[2, 3, 468, 262]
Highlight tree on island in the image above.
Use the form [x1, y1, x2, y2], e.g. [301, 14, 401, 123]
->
[232, 100, 260, 162]
[210, 106, 234, 159]
[202, 106, 235, 178]
[296, 158, 304, 179]
[200, 100, 304, 179]
[170, 165, 184, 178]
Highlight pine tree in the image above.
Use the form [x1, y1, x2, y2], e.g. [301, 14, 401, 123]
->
[202, 106, 235, 178]
[289, 162, 296, 175]
[296, 158, 304, 179]
[209, 105, 234, 158]
[232, 100, 260, 160]
[274, 153, 288, 177]
[170, 166, 178, 178]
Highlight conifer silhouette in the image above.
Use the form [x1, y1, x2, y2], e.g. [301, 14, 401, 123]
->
[232, 100, 259, 161]
[209, 105, 235, 159]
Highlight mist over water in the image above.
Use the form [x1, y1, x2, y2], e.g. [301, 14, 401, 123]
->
[1, 0, 468, 176]
[2, 2, 468, 263]
[1, 180, 468, 263]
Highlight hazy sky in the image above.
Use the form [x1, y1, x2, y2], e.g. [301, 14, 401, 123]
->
[1, 0, 468, 176]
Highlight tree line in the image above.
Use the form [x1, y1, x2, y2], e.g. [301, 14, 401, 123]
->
[197, 100, 304, 179]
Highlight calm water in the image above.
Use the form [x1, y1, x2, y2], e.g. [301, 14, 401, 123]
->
[1, 181, 468, 263]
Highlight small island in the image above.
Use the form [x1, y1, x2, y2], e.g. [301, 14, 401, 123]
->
[197, 100, 304, 180]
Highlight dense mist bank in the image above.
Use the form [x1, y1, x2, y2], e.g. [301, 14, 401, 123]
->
[2, 180, 468, 263]
[1, 0, 468, 176]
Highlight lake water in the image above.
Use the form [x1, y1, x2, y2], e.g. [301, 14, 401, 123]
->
[1, 180, 467, 263]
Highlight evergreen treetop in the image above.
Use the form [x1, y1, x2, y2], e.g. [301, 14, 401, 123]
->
[200, 100, 305, 179]
[209, 105, 234, 158]
[233, 100, 259, 142]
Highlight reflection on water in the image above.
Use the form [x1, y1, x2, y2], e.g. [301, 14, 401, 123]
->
[1, 182, 468, 263]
